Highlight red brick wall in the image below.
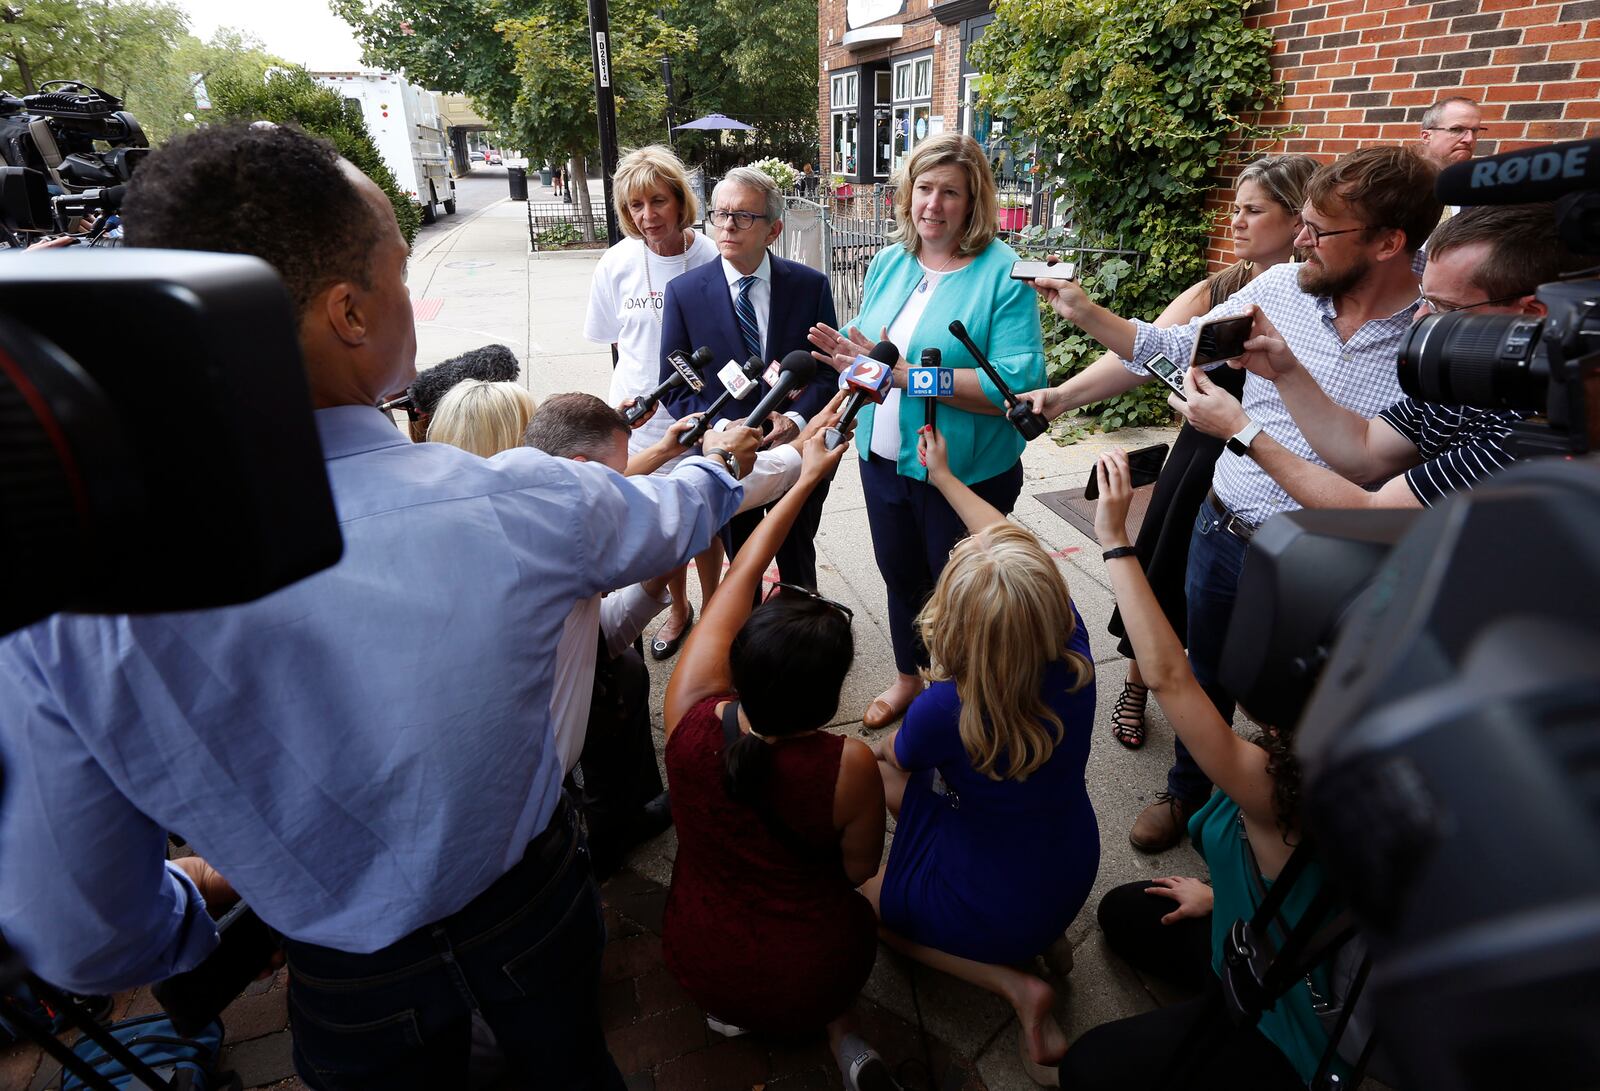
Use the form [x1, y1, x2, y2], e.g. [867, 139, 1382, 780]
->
[1201, 0, 1600, 269]
[816, 0, 968, 181]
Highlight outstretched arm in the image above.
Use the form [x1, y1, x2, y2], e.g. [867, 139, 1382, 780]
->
[664, 428, 849, 737]
[1170, 368, 1421, 510]
[1093, 451, 1275, 825]
[917, 423, 1005, 533]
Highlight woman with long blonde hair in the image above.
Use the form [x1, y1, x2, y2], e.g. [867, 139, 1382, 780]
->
[861, 423, 1099, 1072]
[427, 379, 539, 457]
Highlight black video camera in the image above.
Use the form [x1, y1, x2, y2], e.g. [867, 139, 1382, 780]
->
[0, 80, 148, 244]
[1397, 137, 1600, 457]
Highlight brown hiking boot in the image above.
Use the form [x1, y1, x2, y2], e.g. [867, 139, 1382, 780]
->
[1130, 792, 1196, 854]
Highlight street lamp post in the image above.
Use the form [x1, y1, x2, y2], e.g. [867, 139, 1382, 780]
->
[587, 0, 623, 246]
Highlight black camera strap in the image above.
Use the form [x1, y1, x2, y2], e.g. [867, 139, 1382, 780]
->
[2, 971, 179, 1090]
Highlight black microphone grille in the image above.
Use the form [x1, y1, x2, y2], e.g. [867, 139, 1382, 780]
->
[780, 349, 817, 380]
[690, 346, 715, 368]
[869, 339, 899, 363]
[919, 346, 941, 366]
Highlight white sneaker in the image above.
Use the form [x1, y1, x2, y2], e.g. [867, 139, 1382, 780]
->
[835, 1032, 902, 1091]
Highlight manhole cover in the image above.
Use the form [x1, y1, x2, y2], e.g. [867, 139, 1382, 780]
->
[444, 260, 496, 269]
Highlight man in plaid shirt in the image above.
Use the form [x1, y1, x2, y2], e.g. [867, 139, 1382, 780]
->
[1032, 147, 1441, 852]
[1170, 204, 1578, 512]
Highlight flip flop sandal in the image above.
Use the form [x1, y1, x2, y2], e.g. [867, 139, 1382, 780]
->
[1110, 679, 1149, 750]
[649, 605, 695, 661]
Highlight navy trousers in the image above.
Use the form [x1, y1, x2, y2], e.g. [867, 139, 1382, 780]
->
[860, 453, 1025, 676]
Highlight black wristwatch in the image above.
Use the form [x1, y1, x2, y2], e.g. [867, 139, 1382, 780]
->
[706, 447, 742, 480]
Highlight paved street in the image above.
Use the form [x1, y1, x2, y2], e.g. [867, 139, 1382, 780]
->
[6, 173, 1216, 1091]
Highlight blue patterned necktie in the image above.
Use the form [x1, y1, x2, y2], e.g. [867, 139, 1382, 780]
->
[734, 275, 762, 362]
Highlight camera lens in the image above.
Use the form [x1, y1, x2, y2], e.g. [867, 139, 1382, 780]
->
[1397, 311, 1547, 409]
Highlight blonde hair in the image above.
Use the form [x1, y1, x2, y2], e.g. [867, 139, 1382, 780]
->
[889, 132, 998, 258]
[918, 521, 1093, 781]
[613, 145, 699, 239]
[427, 379, 539, 457]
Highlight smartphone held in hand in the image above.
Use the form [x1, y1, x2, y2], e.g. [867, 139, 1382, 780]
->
[1084, 442, 1169, 501]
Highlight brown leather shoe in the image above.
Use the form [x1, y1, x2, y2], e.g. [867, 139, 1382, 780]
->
[863, 697, 907, 730]
[1129, 792, 1197, 854]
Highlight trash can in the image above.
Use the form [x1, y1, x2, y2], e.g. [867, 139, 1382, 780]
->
[540, 165, 553, 187]
[508, 166, 528, 202]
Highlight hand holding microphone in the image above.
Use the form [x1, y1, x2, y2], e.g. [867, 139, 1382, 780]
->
[947, 320, 1050, 440]
[744, 350, 818, 430]
[625, 346, 712, 425]
[823, 340, 899, 450]
[680, 355, 764, 446]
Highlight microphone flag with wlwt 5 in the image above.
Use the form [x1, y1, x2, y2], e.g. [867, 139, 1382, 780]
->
[907, 346, 953, 431]
[824, 340, 899, 450]
[679, 355, 764, 446]
[947, 320, 1049, 440]
[624, 345, 712, 424]
[745, 350, 817, 429]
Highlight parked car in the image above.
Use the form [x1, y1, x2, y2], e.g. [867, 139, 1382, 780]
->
[470, 150, 486, 163]
[486, 151, 502, 165]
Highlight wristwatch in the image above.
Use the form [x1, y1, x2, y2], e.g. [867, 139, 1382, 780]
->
[1227, 419, 1264, 458]
[706, 447, 742, 480]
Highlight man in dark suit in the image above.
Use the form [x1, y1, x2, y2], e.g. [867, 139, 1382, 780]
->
[659, 166, 839, 596]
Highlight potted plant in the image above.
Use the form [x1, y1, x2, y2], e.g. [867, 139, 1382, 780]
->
[749, 156, 799, 192]
[997, 193, 1030, 231]
[832, 173, 853, 199]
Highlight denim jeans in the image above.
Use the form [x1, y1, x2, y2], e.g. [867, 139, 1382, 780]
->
[282, 801, 625, 1091]
[1168, 496, 1251, 804]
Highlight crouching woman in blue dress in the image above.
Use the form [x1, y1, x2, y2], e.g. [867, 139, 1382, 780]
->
[860, 423, 1099, 1073]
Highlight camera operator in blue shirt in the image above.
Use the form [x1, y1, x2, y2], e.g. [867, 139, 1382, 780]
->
[0, 124, 749, 1089]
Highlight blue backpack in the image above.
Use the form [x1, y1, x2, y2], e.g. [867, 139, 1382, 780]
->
[59, 1013, 240, 1091]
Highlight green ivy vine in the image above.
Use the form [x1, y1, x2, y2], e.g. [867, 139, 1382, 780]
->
[973, 0, 1288, 433]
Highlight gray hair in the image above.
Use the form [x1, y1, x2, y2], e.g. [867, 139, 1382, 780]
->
[714, 167, 784, 225]
[1420, 96, 1479, 130]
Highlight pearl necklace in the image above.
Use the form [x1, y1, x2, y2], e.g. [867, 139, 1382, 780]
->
[643, 229, 692, 324]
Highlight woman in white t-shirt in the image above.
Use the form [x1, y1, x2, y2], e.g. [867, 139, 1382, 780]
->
[584, 145, 721, 655]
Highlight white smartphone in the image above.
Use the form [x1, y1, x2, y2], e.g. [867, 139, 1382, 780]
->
[1010, 259, 1075, 281]
[1143, 353, 1188, 401]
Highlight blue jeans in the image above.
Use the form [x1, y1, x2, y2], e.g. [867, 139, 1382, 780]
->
[282, 801, 625, 1091]
[1168, 496, 1250, 804]
[860, 454, 1025, 675]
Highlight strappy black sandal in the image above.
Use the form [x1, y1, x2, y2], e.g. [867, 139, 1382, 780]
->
[1110, 679, 1149, 750]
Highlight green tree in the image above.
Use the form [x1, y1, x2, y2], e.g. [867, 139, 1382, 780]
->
[665, 0, 818, 166]
[210, 66, 424, 244]
[117, 28, 283, 143]
[974, 0, 1284, 431]
[1, 0, 185, 97]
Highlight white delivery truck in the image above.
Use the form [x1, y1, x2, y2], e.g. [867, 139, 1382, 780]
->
[312, 71, 456, 223]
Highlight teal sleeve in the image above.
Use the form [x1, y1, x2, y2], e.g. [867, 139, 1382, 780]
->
[973, 266, 1047, 410]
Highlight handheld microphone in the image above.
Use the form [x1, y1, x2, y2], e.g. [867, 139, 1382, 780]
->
[382, 344, 521, 415]
[744, 350, 817, 430]
[1435, 137, 1600, 206]
[624, 346, 712, 424]
[680, 356, 764, 446]
[905, 347, 952, 432]
[947, 320, 1049, 441]
[823, 340, 899, 451]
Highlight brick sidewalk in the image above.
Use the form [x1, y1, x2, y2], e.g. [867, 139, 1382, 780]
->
[3, 869, 987, 1091]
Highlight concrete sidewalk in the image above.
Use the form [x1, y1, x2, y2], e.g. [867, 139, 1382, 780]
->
[3, 176, 1203, 1091]
[404, 179, 1203, 1089]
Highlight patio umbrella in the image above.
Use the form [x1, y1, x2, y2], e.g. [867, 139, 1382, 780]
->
[673, 113, 754, 131]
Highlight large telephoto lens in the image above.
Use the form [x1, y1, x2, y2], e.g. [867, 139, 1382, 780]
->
[1397, 311, 1547, 409]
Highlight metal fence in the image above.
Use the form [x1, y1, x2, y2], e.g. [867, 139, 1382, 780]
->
[765, 181, 1141, 321]
[525, 199, 608, 252]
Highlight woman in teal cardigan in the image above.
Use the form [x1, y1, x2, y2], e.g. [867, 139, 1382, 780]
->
[810, 133, 1046, 728]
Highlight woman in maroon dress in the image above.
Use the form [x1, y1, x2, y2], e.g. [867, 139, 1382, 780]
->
[662, 424, 897, 1090]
